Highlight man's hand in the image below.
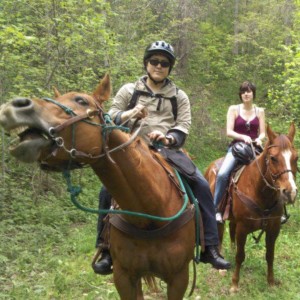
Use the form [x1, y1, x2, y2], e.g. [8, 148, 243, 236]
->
[121, 104, 148, 122]
[148, 130, 170, 146]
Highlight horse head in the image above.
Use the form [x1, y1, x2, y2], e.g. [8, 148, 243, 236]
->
[0, 74, 111, 170]
[264, 123, 298, 204]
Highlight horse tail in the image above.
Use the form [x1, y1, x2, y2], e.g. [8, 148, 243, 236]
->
[143, 276, 158, 293]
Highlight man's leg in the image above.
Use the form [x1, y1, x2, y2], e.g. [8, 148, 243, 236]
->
[185, 169, 231, 270]
[92, 186, 113, 275]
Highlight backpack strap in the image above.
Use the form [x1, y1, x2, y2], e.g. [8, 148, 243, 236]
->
[127, 88, 178, 121]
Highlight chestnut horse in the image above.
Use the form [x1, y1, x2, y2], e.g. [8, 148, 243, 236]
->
[0, 74, 195, 299]
[205, 124, 298, 292]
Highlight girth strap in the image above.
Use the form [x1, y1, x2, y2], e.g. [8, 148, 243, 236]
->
[234, 186, 280, 218]
[109, 205, 195, 239]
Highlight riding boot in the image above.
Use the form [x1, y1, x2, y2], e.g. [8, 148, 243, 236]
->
[200, 245, 231, 270]
[92, 249, 113, 275]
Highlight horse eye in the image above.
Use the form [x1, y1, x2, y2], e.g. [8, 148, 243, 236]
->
[270, 156, 278, 163]
[74, 96, 88, 106]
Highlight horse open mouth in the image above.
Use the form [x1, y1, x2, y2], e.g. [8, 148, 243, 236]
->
[7, 126, 52, 162]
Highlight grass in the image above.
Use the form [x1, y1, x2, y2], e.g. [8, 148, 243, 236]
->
[1, 166, 300, 299]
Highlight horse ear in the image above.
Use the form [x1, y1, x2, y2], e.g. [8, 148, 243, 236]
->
[93, 73, 111, 104]
[267, 123, 277, 143]
[53, 86, 61, 98]
[287, 122, 296, 143]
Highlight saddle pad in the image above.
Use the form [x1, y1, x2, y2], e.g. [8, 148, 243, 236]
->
[232, 165, 246, 184]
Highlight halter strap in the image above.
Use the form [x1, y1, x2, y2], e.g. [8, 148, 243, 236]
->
[40, 97, 131, 164]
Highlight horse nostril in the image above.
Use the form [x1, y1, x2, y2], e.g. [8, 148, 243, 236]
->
[282, 189, 289, 196]
[12, 98, 32, 108]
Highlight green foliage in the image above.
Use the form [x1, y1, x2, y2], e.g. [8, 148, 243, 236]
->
[1, 0, 300, 298]
[267, 48, 300, 125]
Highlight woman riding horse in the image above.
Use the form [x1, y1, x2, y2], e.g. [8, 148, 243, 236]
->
[213, 81, 265, 223]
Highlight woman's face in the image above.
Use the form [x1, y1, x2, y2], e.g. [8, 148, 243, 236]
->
[241, 89, 253, 103]
[146, 54, 170, 82]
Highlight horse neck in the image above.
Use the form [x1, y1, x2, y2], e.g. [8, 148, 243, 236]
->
[90, 130, 183, 225]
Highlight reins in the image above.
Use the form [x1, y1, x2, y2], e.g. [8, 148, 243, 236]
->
[251, 143, 279, 191]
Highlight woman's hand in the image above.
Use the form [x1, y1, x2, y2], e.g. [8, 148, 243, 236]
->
[254, 138, 263, 147]
[241, 135, 252, 144]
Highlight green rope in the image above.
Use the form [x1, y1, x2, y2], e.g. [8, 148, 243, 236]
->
[181, 177, 201, 263]
[63, 168, 201, 263]
[63, 169, 189, 221]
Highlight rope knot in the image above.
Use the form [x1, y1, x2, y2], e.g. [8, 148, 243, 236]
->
[103, 113, 113, 124]
[68, 185, 82, 196]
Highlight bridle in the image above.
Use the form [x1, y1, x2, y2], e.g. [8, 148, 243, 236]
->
[41, 97, 140, 164]
[252, 143, 295, 191]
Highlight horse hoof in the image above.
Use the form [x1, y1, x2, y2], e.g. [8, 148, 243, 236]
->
[229, 286, 239, 294]
[268, 279, 281, 286]
[218, 269, 227, 276]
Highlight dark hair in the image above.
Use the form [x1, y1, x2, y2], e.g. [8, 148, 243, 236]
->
[239, 81, 256, 101]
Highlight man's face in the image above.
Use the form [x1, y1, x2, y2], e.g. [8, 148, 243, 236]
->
[146, 54, 170, 82]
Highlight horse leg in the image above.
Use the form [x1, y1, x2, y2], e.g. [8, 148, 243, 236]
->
[229, 221, 236, 245]
[265, 228, 280, 286]
[230, 226, 247, 293]
[113, 262, 142, 300]
[167, 265, 189, 300]
[217, 223, 225, 251]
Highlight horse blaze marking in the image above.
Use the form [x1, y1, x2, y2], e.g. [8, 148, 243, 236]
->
[282, 150, 297, 197]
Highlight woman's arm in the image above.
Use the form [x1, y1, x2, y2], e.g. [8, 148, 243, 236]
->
[254, 108, 265, 146]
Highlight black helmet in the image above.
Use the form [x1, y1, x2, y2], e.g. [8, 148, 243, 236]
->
[232, 142, 254, 165]
[144, 41, 176, 72]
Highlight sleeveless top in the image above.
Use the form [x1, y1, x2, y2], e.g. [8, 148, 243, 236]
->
[231, 105, 259, 145]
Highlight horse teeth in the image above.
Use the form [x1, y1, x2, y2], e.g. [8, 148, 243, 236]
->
[10, 126, 28, 136]
[9, 136, 20, 147]
[42, 133, 49, 140]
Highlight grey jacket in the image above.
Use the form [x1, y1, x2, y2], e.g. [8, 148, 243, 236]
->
[108, 76, 191, 146]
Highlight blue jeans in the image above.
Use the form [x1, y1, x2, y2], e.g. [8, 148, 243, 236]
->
[213, 147, 238, 210]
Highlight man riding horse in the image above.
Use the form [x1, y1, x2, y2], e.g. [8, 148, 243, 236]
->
[93, 40, 231, 274]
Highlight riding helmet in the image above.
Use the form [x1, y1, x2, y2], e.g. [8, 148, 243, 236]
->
[232, 142, 254, 165]
[143, 41, 176, 72]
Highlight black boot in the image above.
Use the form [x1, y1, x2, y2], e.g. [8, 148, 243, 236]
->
[92, 250, 113, 275]
[200, 245, 231, 270]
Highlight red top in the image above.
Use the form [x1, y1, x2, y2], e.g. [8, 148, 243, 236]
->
[230, 106, 259, 145]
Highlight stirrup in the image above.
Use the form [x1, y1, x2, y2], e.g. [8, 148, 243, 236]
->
[216, 212, 223, 224]
[280, 214, 290, 225]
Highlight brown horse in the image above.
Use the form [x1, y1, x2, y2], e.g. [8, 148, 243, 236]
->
[205, 123, 298, 292]
[0, 74, 195, 300]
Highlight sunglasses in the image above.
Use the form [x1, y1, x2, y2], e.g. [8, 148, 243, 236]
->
[148, 59, 171, 68]
[245, 121, 251, 132]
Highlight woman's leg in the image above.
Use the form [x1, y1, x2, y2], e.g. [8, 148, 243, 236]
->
[213, 148, 237, 210]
